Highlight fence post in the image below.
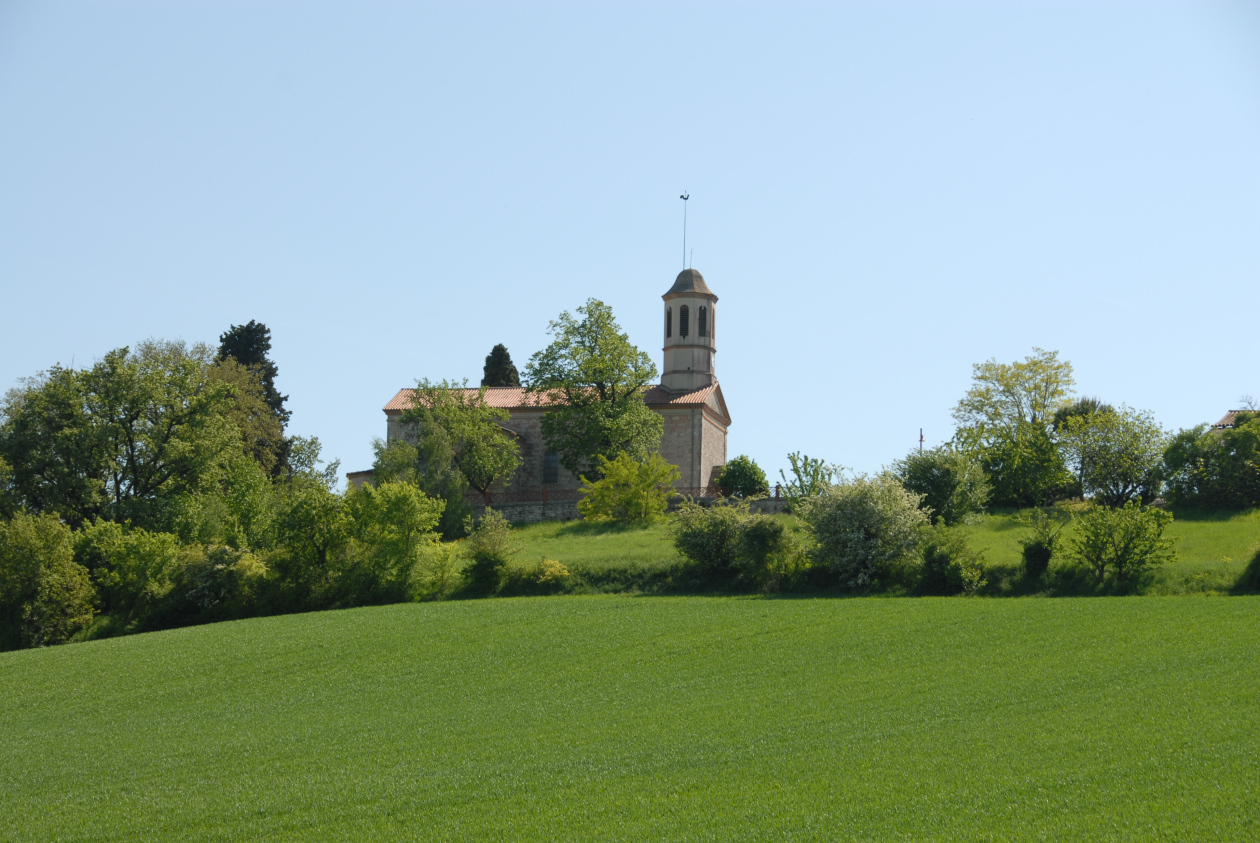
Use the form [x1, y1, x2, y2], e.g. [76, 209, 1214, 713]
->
[775, 483, 780, 500]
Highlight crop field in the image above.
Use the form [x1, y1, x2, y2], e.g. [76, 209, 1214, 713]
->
[3, 596, 1258, 840]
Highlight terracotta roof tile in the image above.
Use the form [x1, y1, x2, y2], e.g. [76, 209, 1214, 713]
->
[1214, 410, 1247, 429]
[384, 384, 720, 413]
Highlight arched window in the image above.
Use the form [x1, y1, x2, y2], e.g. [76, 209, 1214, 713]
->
[665, 307, 671, 339]
[543, 452, 559, 484]
[679, 305, 689, 338]
[698, 306, 708, 338]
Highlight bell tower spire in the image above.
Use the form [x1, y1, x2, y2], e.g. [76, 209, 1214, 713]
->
[661, 268, 717, 393]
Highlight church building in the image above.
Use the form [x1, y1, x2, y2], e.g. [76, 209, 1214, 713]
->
[380, 269, 731, 493]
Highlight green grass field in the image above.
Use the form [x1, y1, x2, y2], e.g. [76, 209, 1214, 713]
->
[509, 508, 1260, 595]
[4, 596, 1258, 840]
[959, 507, 1260, 595]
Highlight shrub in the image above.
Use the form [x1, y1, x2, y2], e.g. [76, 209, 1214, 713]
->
[0, 511, 96, 650]
[671, 500, 756, 573]
[797, 473, 928, 588]
[920, 525, 986, 595]
[737, 516, 807, 589]
[892, 445, 989, 526]
[1017, 508, 1069, 581]
[173, 545, 268, 621]
[1067, 501, 1176, 584]
[75, 520, 184, 627]
[577, 452, 680, 524]
[461, 508, 521, 592]
[717, 455, 769, 499]
[536, 559, 571, 585]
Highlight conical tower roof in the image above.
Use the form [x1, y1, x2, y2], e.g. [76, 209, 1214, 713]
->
[664, 268, 716, 300]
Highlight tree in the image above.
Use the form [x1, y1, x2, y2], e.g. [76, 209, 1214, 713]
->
[892, 444, 989, 525]
[218, 321, 291, 475]
[1058, 406, 1168, 508]
[481, 344, 521, 387]
[0, 341, 239, 531]
[75, 520, 184, 628]
[217, 320, 289, 424]
[1067, 502, 1176, 584]
[399, 380, 522, 496]
[953, 349, 1077, 508]
[344, 481, 445, 603]
[525, 299, 663, 480]
[576, 452, 680, 524]
[716, 455, 769, 499]
[209, 357, 287, 476]
[1163, 414, 1260, 510]
[778, 452, 834, 510]
[797, 473, 928, 588]
[0, 511, 96, 650]
[979, 421, 1076, 508]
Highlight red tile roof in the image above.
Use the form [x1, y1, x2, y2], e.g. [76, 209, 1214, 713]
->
[384, 383, 724, 414]
[1214, 410, 1248, 429]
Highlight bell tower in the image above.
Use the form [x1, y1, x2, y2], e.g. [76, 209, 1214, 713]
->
[661, 268, 717, 392]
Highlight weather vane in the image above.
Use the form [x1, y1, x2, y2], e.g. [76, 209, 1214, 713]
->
[680, 191, 689, 270]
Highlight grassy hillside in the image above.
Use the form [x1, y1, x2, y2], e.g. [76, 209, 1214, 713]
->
[4, 597, 1259, 840]
[510, 508, 1260, 595]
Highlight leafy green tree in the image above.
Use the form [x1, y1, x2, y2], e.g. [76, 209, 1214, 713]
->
[798, 473, 928, 588]
[399, 380, 522, 496]
[0, 456, 16, 521]
[953, 348, 1076, 507]
[576, 452, 680, 524]
[217, 320, 289, 424]
[525, 299, 663, 480]
[481, 344, 521, 387]
[717, 455, 769, 499]
[0, 511, 96, 650]
[75, 520, 184, 628]
[778, 452, 834, 510]
[344, 481, 445, 603]
[371, 438, 469, 540]
[978, 421, 1076, 508]
[0, 341, 239, 530]
[892, 444, 989, 525]
[1067, 502, 1176, 584]
[1058, 406, 1168, 508]
[1163, 414, 1260, 510]
[210, 358, 287, 476]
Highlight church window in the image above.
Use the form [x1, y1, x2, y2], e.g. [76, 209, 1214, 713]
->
[679, 305, 689, 338]
[698, 306, 708, 337]
[666, 307, 671, 338]
[543, 452, 559, 484]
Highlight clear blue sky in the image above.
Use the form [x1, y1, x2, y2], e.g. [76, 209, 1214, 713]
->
[2, 1, 1257, 483]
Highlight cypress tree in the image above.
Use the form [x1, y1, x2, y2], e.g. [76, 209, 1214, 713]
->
[218, 320, 290, 424]
[481, 344, 521, 387]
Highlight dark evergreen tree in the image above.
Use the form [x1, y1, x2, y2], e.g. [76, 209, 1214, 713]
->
[481, 344, 521, 387]
[218, 321, 290, 424]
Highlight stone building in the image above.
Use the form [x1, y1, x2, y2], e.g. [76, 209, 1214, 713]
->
[376, 268, 731, 494]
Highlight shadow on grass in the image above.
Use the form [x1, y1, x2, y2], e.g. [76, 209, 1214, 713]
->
[1166, 506, 1259, 523]
[549, 520, 665, 538]
[1231, 548, 1260, 595]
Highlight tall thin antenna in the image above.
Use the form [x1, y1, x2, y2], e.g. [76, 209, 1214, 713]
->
[919, 428, 924, 453]
[680, 191, 690, 270]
